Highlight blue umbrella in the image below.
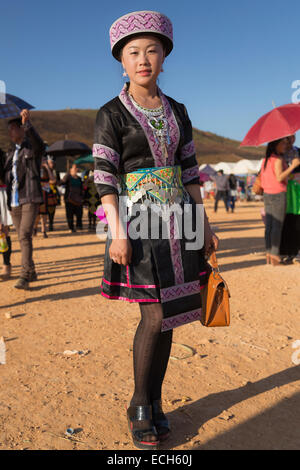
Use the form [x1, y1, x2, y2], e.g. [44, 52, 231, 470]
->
[0, 93, 35, 119]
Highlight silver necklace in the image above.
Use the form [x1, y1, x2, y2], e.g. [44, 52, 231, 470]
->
[129, 93, 171, 149]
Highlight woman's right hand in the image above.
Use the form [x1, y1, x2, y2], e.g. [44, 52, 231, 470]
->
[109, 238, 132, 266]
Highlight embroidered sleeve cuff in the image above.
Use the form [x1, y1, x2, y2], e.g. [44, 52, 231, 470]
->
[93, 143, 120, 170]
[180, 140, 196, 161]
[182, 165, 200, 184]
[94, 169, 118, 189]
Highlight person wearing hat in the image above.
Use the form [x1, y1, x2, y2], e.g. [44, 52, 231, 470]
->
[94, 10, 218, 449]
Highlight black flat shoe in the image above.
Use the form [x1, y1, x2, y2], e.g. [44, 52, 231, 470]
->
[127, 405, 159, 450]
[152, 399, 171, 441]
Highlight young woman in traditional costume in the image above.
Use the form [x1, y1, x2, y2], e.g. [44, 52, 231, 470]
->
[94, 11, 218, 449]
[0, 147, 13, 279]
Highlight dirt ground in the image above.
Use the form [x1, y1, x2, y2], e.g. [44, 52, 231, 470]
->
[0, 200, 299, 450]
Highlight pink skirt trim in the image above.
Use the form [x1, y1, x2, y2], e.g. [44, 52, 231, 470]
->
[103, 278, 157, 289]
[100, 290, 160, 303]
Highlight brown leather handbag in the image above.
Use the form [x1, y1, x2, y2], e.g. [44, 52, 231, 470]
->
[200, 252, 230, 327]
[253, 172, 263, 196]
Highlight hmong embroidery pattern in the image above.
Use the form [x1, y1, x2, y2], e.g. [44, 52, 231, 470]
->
[180, 140, 196, 161]
[158, 89, 180, 166]
[121, 166, 185, 204]
[160, 280, 201, 303]
[169, 212, 184, 285]
[93, 144, 120, 169]
[182, 165, 200, 184]
[110, 11, 173, 49]
[119, 85, 179, 167]
[94, 169, 118, 188]
[161, 308, 202, 332]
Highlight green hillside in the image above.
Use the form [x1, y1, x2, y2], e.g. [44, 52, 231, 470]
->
[0, 109, 265, 165]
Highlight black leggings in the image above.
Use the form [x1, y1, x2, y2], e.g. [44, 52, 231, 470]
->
[130, 302, 173, 406]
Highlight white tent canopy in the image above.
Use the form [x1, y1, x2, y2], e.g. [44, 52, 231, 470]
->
[213, 162, 236, 174]
[233, 159, 262, 175]
[199, 159, 264, 175]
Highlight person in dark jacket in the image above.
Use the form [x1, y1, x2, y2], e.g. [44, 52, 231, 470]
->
[4, 109, 45, 289]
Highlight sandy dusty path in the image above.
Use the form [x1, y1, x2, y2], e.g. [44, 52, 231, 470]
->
[0, 201, 299, 450]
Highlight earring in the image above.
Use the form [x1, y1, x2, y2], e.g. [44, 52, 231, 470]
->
[123, 70, 127, 77]
[161, 67, 164, 72]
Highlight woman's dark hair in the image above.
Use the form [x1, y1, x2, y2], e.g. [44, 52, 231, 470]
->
[264, 138, 284, 169]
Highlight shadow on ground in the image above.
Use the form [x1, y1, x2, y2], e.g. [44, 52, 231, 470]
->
[161, 366, 300, 450]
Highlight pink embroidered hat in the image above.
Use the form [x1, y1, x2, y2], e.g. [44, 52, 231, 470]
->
[109, 10, 173, 61]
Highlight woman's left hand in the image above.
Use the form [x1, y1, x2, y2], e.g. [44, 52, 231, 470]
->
[204, 226, 219, 258]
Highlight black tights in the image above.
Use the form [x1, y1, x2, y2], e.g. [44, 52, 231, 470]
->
[130, 302, 173, 407]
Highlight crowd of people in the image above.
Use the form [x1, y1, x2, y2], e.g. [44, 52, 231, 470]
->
[0, 111, 100, 289]
[202, 172, 250, 211]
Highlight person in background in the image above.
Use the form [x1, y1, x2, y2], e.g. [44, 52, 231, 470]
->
[213, 169, 229, 212]
[283, 134, 298, 165]
[199, 181, 205, 200]
[280, 135, 300, 264]
[33, 159, 56, 238]
[203, 179, 213, 199]
[239, 180, 246, 201]
[0, 147, 13, 279]
[83, 170, 100, 231]
[4, 110, 45, 289]
[228, 173, 237, 213]
[47, 155, 60, 231]
[260, 137, 300, 266]
[61, 163, 84, 233]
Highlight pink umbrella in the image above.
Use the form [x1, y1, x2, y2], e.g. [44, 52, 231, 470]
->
[240, 103, 300, 147]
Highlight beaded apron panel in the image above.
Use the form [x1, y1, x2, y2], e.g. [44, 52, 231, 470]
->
[120, 165, 190, 206]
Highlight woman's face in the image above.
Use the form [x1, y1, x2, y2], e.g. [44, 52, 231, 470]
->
[276, 138, 288, 155]
[121, 35, 165, 88]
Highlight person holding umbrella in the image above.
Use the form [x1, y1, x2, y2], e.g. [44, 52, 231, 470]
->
[260, 137, 300, 265]
[241, 103, 300, 266]
[4, 109, 45, 289]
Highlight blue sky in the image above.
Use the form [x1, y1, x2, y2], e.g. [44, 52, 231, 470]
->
[1, 0, 300, 145]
